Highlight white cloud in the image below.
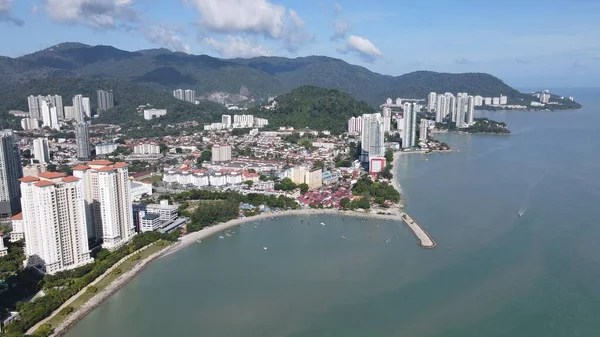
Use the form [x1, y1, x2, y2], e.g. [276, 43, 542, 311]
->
[338, 35, 383, 63]
[204, 36, 272, 58]
[0, 0, 24, 26]
[144, 25, 191, 53]
[330, 19, 348, 41]
[40, 0, 138, 29]
[186, 0, 311, 51]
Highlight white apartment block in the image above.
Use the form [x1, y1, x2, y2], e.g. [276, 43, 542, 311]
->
[347, 116, 363, 134]
[19, 172, 94, 274]
[134, 143, 161, 155]
[33, 138, 50, 164]
[95, 143, 118, 155]
[73, 160, 135, 249]
[222, 115, 232, 128]
[144, 109, 167, 120]
[21, 118, 40, 131]
[212, 144, 232, 162]
[41, 100, 60, 130]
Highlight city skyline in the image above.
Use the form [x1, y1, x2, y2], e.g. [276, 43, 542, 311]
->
[0, 0, 598, 87]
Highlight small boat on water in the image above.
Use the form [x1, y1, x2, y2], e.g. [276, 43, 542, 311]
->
[321, 222, 326, 226]
[384, 238, 390, 243]
[518, 208, 526, 217]
[219, 236, 224, 239]
[263, 246, 268, 250]
[197, 240, 202, 243]
[341, 236, 347, 239]
[226, 233, 232, 237]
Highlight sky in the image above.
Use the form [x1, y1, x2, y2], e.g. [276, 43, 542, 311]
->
[0, 0, 599, 87]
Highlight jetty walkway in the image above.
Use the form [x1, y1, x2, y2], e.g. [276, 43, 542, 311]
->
[400, 212, 436, 248]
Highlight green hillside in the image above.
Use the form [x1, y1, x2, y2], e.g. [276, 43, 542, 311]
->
[250, 85, 375, 134]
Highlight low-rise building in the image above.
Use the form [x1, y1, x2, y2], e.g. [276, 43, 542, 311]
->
[95, 143, 118, 155]
[139, 212, 162, 232]
[143, 109, 167, 120]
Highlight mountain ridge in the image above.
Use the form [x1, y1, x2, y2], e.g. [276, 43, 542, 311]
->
[0, 42, 522, 106]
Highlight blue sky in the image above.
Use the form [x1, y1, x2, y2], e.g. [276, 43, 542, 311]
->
[1, 0, 599, 87]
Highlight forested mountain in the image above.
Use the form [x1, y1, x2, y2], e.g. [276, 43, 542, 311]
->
[250, 85, 375, 134]
[0, 42, 523, 108]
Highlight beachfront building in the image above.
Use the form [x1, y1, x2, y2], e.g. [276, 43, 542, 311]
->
[420, 119, 430, 142]
[19, 172, 93, 274]
[360, 113, 385, 162]
[402, 103, 417, 149]
[73, 160, 135, 249]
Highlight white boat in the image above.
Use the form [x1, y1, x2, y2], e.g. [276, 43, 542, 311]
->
[341, 236, 347, 239]
[197, 240, 202, 243]
[518, 208, 526, 217]
[219, 235, 224, 239]
[321, 222, 325, 226]
[263, 246, 268, 250]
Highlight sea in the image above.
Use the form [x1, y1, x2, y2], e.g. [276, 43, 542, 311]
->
[65, 88, 600, 337]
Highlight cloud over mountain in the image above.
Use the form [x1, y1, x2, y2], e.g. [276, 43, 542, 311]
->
[338, 35, 383, 63]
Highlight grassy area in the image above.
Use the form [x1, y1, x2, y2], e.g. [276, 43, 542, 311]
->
[150, 174, 163, 183]
[42, 241, 170, 330]
[184, 200, 226, 213]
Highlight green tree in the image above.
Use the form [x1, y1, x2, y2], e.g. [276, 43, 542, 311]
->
[200, 150, 212, 162]
[384, 149, 394, 163]
[175, 147, 183, 154]
[298, 183, 309, 194]
[244, 180, 253, 187]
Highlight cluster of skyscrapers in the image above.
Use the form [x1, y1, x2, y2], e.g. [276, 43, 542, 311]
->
[173, 89, 196, 103]
[429, 92, 482, 127]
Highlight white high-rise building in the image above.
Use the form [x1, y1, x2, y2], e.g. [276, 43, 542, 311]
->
[347, 116, 363, 134]
[21, 118, 40, 131]
[419, 119, 430, 142]
[46, 95, 64, 119]
[386, 98, 393, 106]
[211, 145, 232, 162]
[435, 95, 445, 123]
[455, 96, 467, 124]
[360, 113, 385, 162]
[221, 115, 232, 128]
[82, 97, 91, 118]
[0, 130, 23, 217]
[97, 90, 115, 111]
[492, 97, 500, 105]
[484, 97, 492, 105]
[395, 98, 402, 107]
[73, 161, 136, 248]
[33, 138, 50, 164]
[28, 95, 44, 119]
[428, 92, 437, 112]
[41, 99, 60, 130]
[499, 95, 508, 105]
[184, 90, 196, 103]
[466, 96, 475, 125]
[402, 103, 417, 149]
[64, 106, 75, 120]
[72, 95, 85, 122]
[449, 96, 457, 122]
[233, 115, 254, 128]
[134, 144, 161, 155]
[474, 95, 484, 106]
[173, 89, 184, 100]
[19, 172, 94, 274]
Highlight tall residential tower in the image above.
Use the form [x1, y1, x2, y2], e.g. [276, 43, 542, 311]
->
[0, 130, 23, 217]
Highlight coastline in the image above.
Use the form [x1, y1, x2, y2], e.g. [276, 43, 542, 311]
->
[48, 207, 435, 336]
[48, 244, 172, 337]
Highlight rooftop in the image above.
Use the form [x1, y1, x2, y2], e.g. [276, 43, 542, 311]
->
[95, 166, 115, 172]
[34, 180, 55, 187]
[11, 213, 22, 220]
[38, 171, 67, 179]
[19, 176, 40, 183]
[88, 160, 113, 166]
[72, 164, 90, 171]
[62, 176, 80, 183]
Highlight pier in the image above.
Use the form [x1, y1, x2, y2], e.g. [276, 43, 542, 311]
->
[400, 212, 436, 248]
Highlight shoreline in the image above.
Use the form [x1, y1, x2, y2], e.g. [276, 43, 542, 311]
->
[48, 207, 436, 336]
[48, 245, 172, 337]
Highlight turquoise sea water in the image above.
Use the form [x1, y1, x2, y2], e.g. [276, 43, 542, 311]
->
[66, 88, 600, 337]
